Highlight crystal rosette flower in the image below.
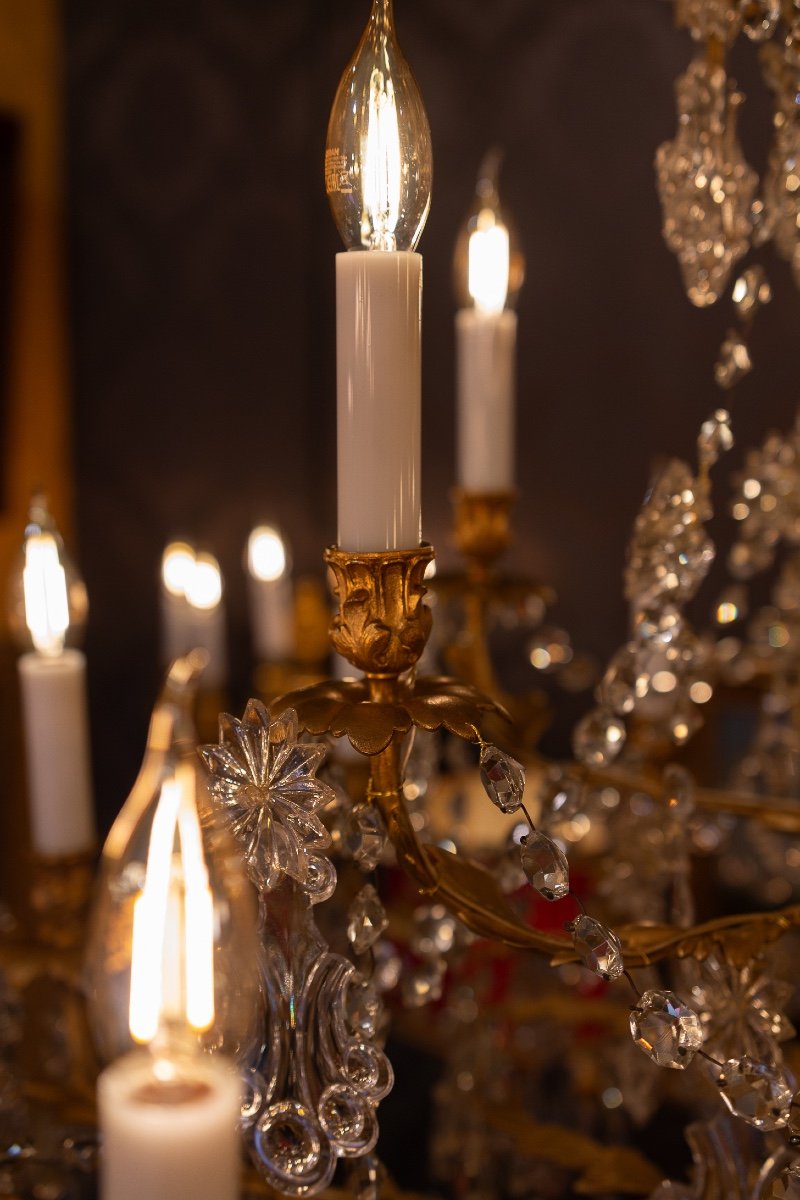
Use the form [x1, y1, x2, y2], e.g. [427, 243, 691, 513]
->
[200, 702, 336, 898]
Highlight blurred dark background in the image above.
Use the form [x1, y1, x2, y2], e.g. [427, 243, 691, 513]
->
[57, 0, 800, 824]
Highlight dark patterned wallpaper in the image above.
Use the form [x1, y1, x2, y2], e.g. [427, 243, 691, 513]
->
[62, 1, 800, 822]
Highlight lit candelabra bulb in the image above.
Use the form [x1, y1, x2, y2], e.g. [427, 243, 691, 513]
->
[248, 525, 287, 582]
[325, 0, 432, 252]
[454, 149, 524, 314]
[159, 543, 227, 687]
[8, 495, 88, 653]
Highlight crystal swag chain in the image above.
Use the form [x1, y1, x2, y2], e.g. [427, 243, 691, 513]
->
[474, 727, 800, 1143]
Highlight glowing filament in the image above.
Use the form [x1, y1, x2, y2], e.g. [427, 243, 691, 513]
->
[129, 779, 182, 1043]
[128, 768, 216, 1044]
[362, 68, 401, 250]
[248, 526, 286, 582]
[468, 211, 510, 315]
[23, 532, 70, 656]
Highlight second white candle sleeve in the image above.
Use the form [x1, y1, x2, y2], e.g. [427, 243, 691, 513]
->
[336, 250, 422, 551]
[18, 649, 95, 856]
[456, 308, 517, 491]
[98, 1052, 241, 1200]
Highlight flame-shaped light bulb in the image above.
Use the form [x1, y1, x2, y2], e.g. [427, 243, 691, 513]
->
[325, 0, 432, 251]
[454, 149, 525, 314]
[7, 495, 88, 654]
[85, 651, 259, 1065]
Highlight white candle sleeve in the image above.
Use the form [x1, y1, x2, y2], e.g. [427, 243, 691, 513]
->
[17, 648, 95, 857]
[456, 308, 517, 492]
[98, 1052, 241, 1200]
[249, 577, 294, 662]
[336, 250, 422, 551]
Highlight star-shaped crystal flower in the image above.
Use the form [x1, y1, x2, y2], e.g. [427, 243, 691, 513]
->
[200, 702, 335, 893]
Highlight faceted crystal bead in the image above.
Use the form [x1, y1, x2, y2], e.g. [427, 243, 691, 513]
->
[347, 884, 388, 954]
[567, 914, 624, 981]
[634, 605, 683, 646]
[402, 956, 446, 1008]
[345, 803, 387, 871]
[520, 831, 570, 901]
[597, 644, 641, 715]
[411, 904, 457, 956]
[572, 707, 626, 767]
[771, 1163, 800, 1200]
[714, 331, 752, 390]
[629, 989, 703, 1069]
[479, 744, 525, 813]
[662, 763, 695, 818]
[732, 264, 771, 318]
[717, 1056, 792, 1129]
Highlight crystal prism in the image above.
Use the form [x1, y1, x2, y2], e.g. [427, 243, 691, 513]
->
[714, 331, 752, 390]
[630, 989, 703, 1069]
[347, 885, 389, 954]
[772, 1164, 800, 1200]
[520, 831, 570, 901]
[567, 914, 624, 981]
[346, 803, 387, 871]
[572, 707, 626, 767]
[479, 744, 525, 813]
[717, 1056, 792, 1129]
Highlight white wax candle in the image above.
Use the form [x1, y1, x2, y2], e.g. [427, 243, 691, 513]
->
[249, 577, 293, 662]
[98, 1051, 241, 1200]
[456, 308, 517, 491]
[18, 648, 95, 857]
[336, 250, 422, 551]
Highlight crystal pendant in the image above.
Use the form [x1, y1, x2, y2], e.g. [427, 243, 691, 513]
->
[772, 1163, 800, 1200]
[717, 1056, 792, 1129]
[714, 331, 752, 390]
[567, 915, 624, 981]
[402, 956, 446, 1008]
[479, 744, 525, 813]
[655, 58, 757, 307]
[572, 707, 626, 767]
[630, 989, 703, 1069]
[346, 978, 381, 1038]
[732, 264, 771, 318]
[346, 803, 387, 871]
[519, 832, 570, 901]
[349, 1153, 387, 1200]
[787, 1092, 800, 1146]
[698, 408, 734, 464]
[347, 885, 389, 954]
